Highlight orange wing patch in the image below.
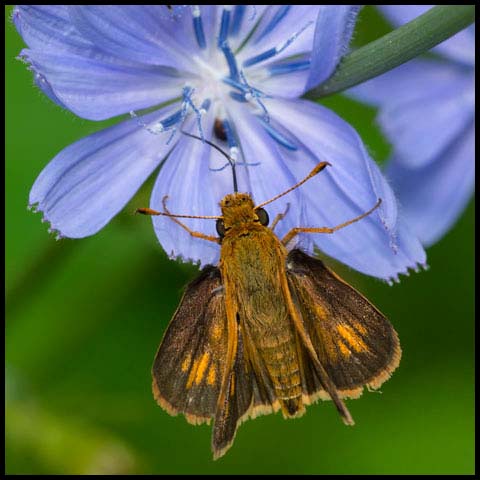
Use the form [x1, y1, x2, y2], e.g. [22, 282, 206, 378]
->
[181, 353, 192, 373]
[336, 324, 368, 353]
[195, 352, 211, 386]
[207, 364, 216, 386]
[338, 340, 351, 357]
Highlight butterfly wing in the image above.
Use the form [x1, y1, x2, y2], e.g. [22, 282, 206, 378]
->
[286, 249, 401, 400]
[152, 265, 226, 424]
[152, 265, 253, 458]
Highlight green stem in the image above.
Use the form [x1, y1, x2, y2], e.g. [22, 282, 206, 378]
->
[307, 5, 475, 99]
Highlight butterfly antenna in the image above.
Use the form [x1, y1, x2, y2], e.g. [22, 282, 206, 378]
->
[181, 130, 238, 193]
[255, 162, 331, 210]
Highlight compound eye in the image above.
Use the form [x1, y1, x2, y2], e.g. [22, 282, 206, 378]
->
[256, 208, 269, 226]
[216, 219, 226, 237]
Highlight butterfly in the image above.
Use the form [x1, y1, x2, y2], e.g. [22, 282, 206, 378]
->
[138, 140, 401, 460]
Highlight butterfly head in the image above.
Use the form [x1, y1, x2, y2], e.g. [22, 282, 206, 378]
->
[217, 193, 269, 236]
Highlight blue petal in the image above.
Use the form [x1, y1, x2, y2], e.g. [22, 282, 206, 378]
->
[305, 6, 361, 90]
[19, 49, 186, 121]
[386, 124, 474, 247]
[13, 6, 139, 66]
[13, 5, 93, 55]
[349, 59, 474, 169]
[29, 106, 178, 238]
[68, 6, 202, 70]
[265, 98, 426, 281]
[379, 5, 475, 66]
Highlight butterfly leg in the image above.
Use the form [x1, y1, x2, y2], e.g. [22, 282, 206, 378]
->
[270, 203, 290, 232]
[281, 199, 381, 246]
[136, 197, 219, 243]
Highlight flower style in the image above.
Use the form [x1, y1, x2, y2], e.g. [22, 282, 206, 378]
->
[14, 5, 426, 281]
[349, 5, 475, 246]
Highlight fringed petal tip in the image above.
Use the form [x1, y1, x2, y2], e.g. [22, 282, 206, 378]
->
[380, 221, 399, 255]
[167, 250, 217, 269]
[30, 204, 65, 241]
[11, 6, 21, 25]
[16, 51, 30, 66]
[27, 202, 39, 213]
[386, 262, 429, 286]
[337, 6, 362, 59]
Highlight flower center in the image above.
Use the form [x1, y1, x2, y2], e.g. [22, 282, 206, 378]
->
[132, 6, 312, 153]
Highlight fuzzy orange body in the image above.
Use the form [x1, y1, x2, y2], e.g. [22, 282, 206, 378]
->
[219, 193, 303, 417]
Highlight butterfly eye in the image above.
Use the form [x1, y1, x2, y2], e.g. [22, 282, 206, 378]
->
[216, 219, 226, 237]
[256, 208, 269, 226]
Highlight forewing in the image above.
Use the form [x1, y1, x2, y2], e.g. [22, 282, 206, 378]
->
[287, 249, 401, 399]
[152, 265, 228, 425]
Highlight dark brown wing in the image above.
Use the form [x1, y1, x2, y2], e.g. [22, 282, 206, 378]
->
[286, 249, 401, 400]
[152, 265, 254, 459]
[152, 266, 226, 424]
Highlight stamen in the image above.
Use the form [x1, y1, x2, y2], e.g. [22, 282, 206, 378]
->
[223, 75, 270, 120]
[129, 86, 206, 143]
[230, 5, 246, 37]
[191, 6, 206, 49]
[223, 76, 265, 98]
[209, 160, 260, 172]
[229, 91, 248, 102]
[254, 5, 291, 43]
[257, 117, 298, 151]
[243, 21, 314, 67]
[220, 41, 240, 81]
[229, 146, 239, 162]
[218, 6, 232, 47]
[182, 86, 206, 141]
[240, 71, 270, 122]
[209, 118, 243, 172]
[269, 60, 310, 76]
[130, 109, 183, 135]
[200, 98, 211, 113]
[222, 119, 237, 150]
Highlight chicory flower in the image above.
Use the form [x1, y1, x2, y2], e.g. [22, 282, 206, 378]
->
[349, 5, 475, 246]
[14, 5, 426, 281]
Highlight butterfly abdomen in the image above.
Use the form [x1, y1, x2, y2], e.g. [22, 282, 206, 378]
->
[256, 328, 304, 418]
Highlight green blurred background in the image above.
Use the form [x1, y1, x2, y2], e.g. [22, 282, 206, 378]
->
[5, 6, 474, 475]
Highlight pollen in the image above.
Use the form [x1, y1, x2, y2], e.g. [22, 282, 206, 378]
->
[337, 324, 368, 353]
